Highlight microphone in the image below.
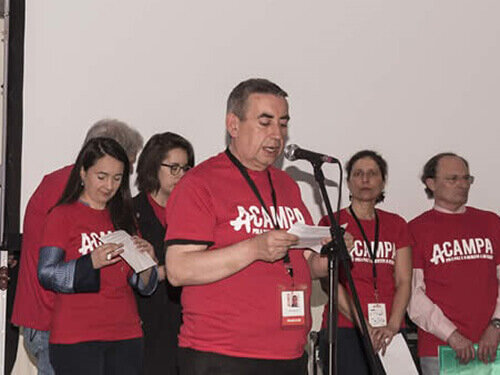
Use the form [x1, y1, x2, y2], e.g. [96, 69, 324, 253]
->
[284, 144, 339, 164]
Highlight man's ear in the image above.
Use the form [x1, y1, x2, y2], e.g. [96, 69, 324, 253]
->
[226, 113, 240, 138]
[425, 177, 435, 193]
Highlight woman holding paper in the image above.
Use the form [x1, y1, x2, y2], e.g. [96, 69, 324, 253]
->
[133, 132, 194, 374]
[38, 137, 157, 375]
[318, 150, 412, 374]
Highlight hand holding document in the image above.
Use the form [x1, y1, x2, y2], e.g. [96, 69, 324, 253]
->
[378, 333, 419, 374]
[100, 230, 156, 273]
[286, 223, 331, 253]
[439, 344, 500, 374]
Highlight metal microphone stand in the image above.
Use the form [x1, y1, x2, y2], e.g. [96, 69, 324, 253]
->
[312, 161, 385, 375]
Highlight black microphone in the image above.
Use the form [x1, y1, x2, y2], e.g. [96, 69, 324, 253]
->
[284, 144, 339, 164]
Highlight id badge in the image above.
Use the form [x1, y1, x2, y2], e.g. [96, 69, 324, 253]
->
[280, 290, 305, 327]
[367, 303, 387, 327]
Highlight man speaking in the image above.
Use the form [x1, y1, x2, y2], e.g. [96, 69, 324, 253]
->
[165, 78, 329, 374]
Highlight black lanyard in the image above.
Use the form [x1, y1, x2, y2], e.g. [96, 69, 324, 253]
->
[225, 148, 294, 279]
[349, 205, 380, 292]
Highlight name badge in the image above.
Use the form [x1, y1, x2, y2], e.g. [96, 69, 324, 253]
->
[368, 303, 387, 327]
[281, 290, 305, 327]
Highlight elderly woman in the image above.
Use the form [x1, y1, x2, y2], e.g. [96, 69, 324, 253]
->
[319, 150, 412, 374]
[38, 137, 157, 375]
[134, 132, 194, 374]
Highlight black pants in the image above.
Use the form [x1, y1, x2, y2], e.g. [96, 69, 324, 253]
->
[50, 338, 143, 375]
[319, 327, 371, 375]
[178, 347, 308, 375]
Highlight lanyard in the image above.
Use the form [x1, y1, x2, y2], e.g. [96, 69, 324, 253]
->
[225, 148, 294, 280]
[349, 205, 380, 293]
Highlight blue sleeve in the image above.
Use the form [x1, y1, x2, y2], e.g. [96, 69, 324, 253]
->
[129, 266, 158, 296]
[38, 246, 100, 293]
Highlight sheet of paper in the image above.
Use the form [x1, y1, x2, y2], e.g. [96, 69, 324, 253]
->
[286, 223, 331, 253]
[378, 333, 419, 375]
[100, 230, 156, 273]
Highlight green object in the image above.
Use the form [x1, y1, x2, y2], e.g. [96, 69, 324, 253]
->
[439, 345, 500, 374]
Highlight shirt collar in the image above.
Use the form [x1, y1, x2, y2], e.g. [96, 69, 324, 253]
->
[433, 203, 466, 214]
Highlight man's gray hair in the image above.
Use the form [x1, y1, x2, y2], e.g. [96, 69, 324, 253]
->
[84, 119, 144, 159]
[227, 78, 288, 120]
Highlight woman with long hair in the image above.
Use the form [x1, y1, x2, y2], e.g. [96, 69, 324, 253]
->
[134, 132, 194, 374]
[319, 150, 412, 374]
[38, 137, 157, 374]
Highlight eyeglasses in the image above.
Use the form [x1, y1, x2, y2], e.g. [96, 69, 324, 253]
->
[161, 163, 191, 176]
[435, 175, 475, 185]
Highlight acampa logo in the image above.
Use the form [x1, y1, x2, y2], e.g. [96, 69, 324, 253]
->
[230, 205, 306, 234]
[430, 237, 494, 265]
[79, 230, 113, 255]
[350, 240, 396, 264]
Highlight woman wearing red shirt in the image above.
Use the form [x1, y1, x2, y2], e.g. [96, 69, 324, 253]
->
[38, 137, 157, 375]
[318, 150, 412, 374]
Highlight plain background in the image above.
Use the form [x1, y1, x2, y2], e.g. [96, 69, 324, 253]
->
[23, 0, 500, 224]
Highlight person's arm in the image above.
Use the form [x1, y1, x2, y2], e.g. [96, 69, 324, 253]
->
[305, 232, 354, 280]
[128, 236, 159, 295]
[305, 251, 328, 279]
[371, 246, 412, 354]
[157, 264, 166, 282]
[477, 265, 500, 363]
[38, 243, 123, 293]
[408, 268, 475, 363]
[129, 266, 158, 296]
[388, 247, 412, 329]
[132, 236, 158, 287]
[166, 230, 298, 286]
[407, 269, 456, 340]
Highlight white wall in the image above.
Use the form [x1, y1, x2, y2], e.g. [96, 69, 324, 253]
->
[23, 0, 500, 222]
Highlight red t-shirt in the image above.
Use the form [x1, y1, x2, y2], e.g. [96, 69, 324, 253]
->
[410, 207, 500, 357]
[319, 208, 411, 329]
[165, 152, 313, 360]
[12, 165, 73, 330]
[147, 193, 166, 228]
[41, 201, 142, 344]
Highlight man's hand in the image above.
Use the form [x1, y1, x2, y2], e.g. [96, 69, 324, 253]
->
[447, 330, 475, 364]
[477, 324, 500, 364]
[252, 230, 298, 262]
[0, 266, 8, 291]
[8, 255, 17, 269]
[343, 231, 354, 250]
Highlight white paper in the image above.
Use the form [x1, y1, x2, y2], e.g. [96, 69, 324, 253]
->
[286, 223, 331, 253]
[378, 333, 419, 375]
[100, 230, 156, 273]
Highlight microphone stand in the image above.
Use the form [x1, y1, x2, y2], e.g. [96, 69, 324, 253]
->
[312, 161, 385, 375]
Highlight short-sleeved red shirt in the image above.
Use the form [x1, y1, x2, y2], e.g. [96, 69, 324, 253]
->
[165, 152, 314, 360]
[410, 207, 500, 356]
[319, 208, 412, 329]
[41, 201, 142, 344]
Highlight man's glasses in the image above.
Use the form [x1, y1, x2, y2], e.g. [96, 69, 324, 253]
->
[436, 175, 475, 185]
[161, 163, 191, 176]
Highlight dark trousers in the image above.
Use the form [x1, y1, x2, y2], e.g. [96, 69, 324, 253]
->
[319, 327, 371, 375]
[178, 347, 308, 375]
[50, 338, 143, 375]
